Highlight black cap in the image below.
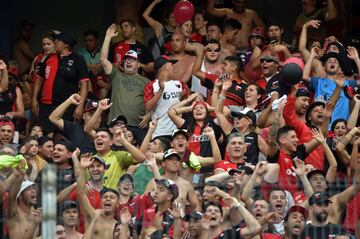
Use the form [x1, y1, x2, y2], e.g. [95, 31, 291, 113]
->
[306, 101, 325, 123]
[100, 187, 119, 198]
[309, 192, 332, 206]
[55, 32, 77, 47]
[296, 87, 310, 98]
[321, 52, 344, 69]
[230, 108, 257, 126]
[108, 115, 128, 127]
[228, 165, 254, 175]
[60, 200, 78, 212]
[91, 155, 107, 168]
[118, 173, 134, 184]
[84, 100, 98, 113]
[154, 55, 178, 73]
[155, 179, 179, 201]
[306, 169, 326, 180]
[184, 211, 203, 221]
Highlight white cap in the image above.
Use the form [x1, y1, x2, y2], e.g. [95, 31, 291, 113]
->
[124, 50, 138, 60]
[17, 180, 35, 200]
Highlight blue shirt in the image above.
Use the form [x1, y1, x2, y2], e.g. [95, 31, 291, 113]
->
[310, 77, 356, 128]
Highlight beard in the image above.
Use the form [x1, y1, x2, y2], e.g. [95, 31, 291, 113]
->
[315, 211, 328, 223]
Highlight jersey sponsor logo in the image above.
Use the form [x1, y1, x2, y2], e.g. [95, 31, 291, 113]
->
[175, 84, 181, 88]
[163, 91, 181, 100]
[286, 168, 296, 177]
[189, 134, 209, 142]
[235, 85, 242, 91]
[272, 81, 279, 89]
[45, 65, 51, 79]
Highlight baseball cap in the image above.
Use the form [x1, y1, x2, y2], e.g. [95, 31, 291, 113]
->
[171, 129, 189, 140]
[306, 169, 326, 180]
[284, 205, 308, 221]
[260, 51, 280, 64]
[60, 200, 78, 213]
[108, 115, 128, 127]
[155, 178, 179, 200]
[118, 173, 134, 184]
[100, 187, 119, 198]
[154, 55, 178, 73]
[162, 148, 181, 161]
[91, 155, 107, 168]
[17, 180, 36, 200]
[84, 100, 98, 113]
[184, 211, 203, 221]
[55, 32, 77, 48]
[309, 192, 332, 206]
[124, 50, 138, 61]
[228, 165, 254, 176]
[296, 87, 310, 98]
[230, 107, 257, 126]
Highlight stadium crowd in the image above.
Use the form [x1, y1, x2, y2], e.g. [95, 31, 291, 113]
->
[0, 0, 360, 238]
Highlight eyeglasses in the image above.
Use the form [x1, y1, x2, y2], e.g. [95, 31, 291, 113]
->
[206, 48, 220, 52]
[260, 58, 275, 63]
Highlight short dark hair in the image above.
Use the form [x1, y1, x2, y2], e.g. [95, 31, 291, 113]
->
[206, 39, 221, 50]
[83, 29, 99, 39]
[54, 140, 75, 152]
[95, 127, 113, 138]
[224, 18, 242, 31]
[204, 202, 223, 216]
[276, 125, 295, 144]
[224, 55, 243, 72]
[206, 19, 224, 34]
[42, 31, 56, 41]
[38, 136, 52, 146]
[194, 9, 208, 22]
[120, 19, 136, 27]
[268, 187, 286, 198]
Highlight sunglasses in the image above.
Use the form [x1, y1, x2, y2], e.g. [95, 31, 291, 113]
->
[206, 48, 220, 52]
[260, 58, 275, 63]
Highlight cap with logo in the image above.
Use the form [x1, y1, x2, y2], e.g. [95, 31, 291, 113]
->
[108, 115, 128, 127]
[155, 178, 179, 200]
[124, 50, 138, 61]
[55, 32, 77, 48]
[230, 107, 257, 126]
[284, 205, 308, 221]
[309, 192, 332, 206]
[91, 155, 107, 168]
[171, 129, 189, 140]
[84, 100, 98, 113]
[154, 55, 178, 73]
[162, 148, 181, 161]
[228, 164, 254, 176]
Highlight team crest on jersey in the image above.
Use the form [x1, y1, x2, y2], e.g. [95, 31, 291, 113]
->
[45, 65, 51, 79]
[235, 85, 241, 91]
[68, 60, 74, 66]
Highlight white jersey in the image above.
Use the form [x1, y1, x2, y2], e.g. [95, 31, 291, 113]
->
[151, 79, 185, 137]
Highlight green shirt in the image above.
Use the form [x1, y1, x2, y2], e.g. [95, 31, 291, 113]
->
[108, 67, 149, 126]
[100, 150, 133, 190]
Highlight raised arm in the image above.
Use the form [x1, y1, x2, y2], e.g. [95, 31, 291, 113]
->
[302, 47, 320, 82]
[198, 126, 221, 166]
[299, 20, 320, 61]
[49, 94, 81, 131]
[321, 101, 335, 137]
[347, 46, 360, 82]
[7, 161, 26, 220]
[0, 60, 8, 93]
[293, 159, 314, 207]
[304, 128, 322, 154]
[206, 0, 231, 18]
[144, 81, 164, 111]
[84, 98, 112, 138]
[214, 79, 233, 135]
[242, 162, 266, 207]
[348, 95, 360, 130]
[192, 44, 206, 81]
[56, 183, 77, 203]
[142, 0, 164, 38]
[100, 24, 118, 74]
[325, 0, 337, 21]
[140, 120, 157, 153]
[77, 155, 95, 219]
[167, 105, 189, 128]
[267, 100, 283, 157]
[114, 130, 146, 164]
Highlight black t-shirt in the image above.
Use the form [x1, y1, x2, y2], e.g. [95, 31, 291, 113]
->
[63, 121, 96, 153]
[305, 223, 347, 238]
[38, 52, 88, 105]
[216, 228, 243, 239]
[0, 84, 16, 115]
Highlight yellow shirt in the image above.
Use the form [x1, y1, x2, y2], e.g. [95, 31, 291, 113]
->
[100, 150, 133, 190]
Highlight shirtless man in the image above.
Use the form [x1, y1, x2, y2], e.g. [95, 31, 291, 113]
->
[7, 164, 41, 239]
[220, 19, 242, 56]
[169, 32, 196, 83]
[12, 21, 36, 75]
[77, 155, 119, 238]
[207, 0, 264, 50]
[206, 21, 234, 59]
[145, 148, 201, 212]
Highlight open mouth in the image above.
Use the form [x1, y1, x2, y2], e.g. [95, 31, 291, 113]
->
[104, 202, 112, 209]
[275, 203, 283, 211]
[255, 213, 262, 219]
